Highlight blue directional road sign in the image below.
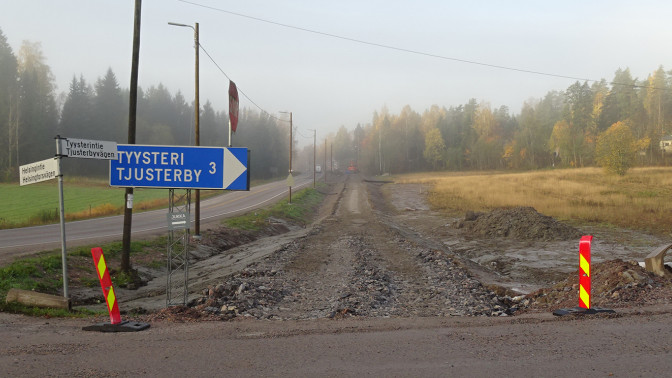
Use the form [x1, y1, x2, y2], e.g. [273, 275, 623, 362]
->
[110, 144, 249, 190]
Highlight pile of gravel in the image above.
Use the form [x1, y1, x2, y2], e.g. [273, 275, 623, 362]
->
[456, 206, 583, 241]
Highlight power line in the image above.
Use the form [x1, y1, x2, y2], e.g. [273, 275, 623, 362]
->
[198, 41, 288, 122]
[178, 0, 669, 92]
[295, 127, 313, 139]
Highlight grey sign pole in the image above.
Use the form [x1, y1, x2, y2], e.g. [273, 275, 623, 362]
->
[55, 136, 69, 300]
[166, 188, 191, 306]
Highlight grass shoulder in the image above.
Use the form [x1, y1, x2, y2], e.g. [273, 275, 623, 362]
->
[223, 186, 325, 231]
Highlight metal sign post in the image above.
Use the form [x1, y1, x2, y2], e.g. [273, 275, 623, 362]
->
[55, 137, 69, 300]
[166, 189, 191, 306]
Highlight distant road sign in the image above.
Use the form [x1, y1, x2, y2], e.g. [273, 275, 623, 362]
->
[58, 137, 117, 160]
[167, 212, 190, 230]
[110, 144, 248, 190]
[20, 158, 58, 186]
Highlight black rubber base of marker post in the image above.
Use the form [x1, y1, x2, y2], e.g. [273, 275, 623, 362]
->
[552, 307, 615, 316]
[82, 320, 150, 332]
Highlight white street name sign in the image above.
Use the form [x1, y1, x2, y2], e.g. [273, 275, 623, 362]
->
[20, 158, 58, 186]
[59, 137, 117, 160]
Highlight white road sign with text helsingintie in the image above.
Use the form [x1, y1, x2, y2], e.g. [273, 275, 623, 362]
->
[20, 158, 58, 186]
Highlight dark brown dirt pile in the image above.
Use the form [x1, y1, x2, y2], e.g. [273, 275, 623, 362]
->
[201, 221, 291, 251]
[518, 259, 672, 313]
[141, 305, 220, 322]
[456, 206, 583, 241]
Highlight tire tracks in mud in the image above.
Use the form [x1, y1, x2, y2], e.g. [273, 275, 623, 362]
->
[189, 175, 508, 320]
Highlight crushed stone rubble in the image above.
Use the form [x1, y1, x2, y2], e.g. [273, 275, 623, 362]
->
[189, 229, 513, 321]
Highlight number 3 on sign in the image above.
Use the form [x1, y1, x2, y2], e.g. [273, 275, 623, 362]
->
[209, 162, 216, 174]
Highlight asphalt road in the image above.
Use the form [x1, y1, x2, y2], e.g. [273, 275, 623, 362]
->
[2, 308, 672, 376]
[0, 173, 314, 262]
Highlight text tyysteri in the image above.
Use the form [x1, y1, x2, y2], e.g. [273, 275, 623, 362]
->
[114, 150, 202, 183]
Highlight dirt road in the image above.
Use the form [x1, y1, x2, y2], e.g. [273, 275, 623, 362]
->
[2, 174, 672, 376]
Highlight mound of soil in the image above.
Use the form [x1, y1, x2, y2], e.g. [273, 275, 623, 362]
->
[141, 305, 221, 323]
[456, 206, 583, 241]
[201, 221, 292, 252]
[518, 259, 672, 313]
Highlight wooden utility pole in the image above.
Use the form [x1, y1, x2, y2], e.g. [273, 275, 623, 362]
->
[289, 112, 292, 203]
[121, 0, 142, 273]
[167, 21, 200, 237]
[307, 129, 316, 188]
[194, 22, 201, 238]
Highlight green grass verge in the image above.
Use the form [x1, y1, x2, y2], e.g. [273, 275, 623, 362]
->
[0, 239, 160, 317]
[223, 186, 325, 231]
[0, 253, 98, 317]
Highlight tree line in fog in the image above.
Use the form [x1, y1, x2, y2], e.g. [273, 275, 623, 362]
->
[0, 29, 289, 181]
[3, 27, 672, 181]
[330, 67, 672, 175]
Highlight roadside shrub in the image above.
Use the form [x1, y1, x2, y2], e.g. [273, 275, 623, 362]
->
[30, 208, 59, 224]
[596, 121, 637, 176]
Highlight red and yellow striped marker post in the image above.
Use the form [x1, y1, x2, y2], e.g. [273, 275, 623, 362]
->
[91, 247, 121, 325]
[578, 235, 592, 309]
[553, 236, 615, 316]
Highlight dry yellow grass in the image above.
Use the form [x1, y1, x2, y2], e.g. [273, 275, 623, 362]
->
[66, 203, 119, 221]
[63, 192, 215, 222]
[397, 167, 672, 235]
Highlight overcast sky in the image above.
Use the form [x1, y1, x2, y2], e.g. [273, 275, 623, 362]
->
[2, 0, 671, 142]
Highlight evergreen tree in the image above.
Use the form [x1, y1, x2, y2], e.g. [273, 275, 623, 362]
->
[94, 68, 125, 142]
[16, 41, 58, 166]
[0, 28, 18, 179]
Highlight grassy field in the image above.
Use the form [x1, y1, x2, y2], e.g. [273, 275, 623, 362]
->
[397, 167, 672, 235]
[0, 177, 221, 228]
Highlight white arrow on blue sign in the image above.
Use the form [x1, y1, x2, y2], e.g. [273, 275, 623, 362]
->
[109, 144, 249, 190]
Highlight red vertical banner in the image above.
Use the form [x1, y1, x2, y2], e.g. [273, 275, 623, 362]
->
[229, 80, 239, 133]
[91, 247, 122, 325]
[578, 235, 592, 309]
